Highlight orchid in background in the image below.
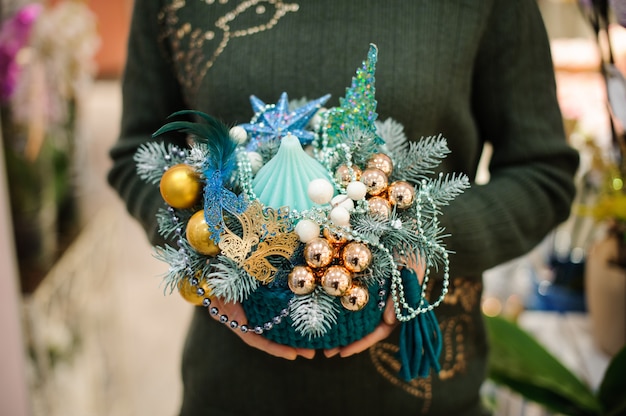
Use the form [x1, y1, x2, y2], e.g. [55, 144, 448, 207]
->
[0, 4, 41, 102]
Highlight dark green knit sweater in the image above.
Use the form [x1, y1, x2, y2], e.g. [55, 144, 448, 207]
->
[108, 1, 579, 415]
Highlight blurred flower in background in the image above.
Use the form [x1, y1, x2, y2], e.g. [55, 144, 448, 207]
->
[0, 1, 99, 292]
[0, 3, 41, 102]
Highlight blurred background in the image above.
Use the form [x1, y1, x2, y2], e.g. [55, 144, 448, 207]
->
[0, 0, 624, 415]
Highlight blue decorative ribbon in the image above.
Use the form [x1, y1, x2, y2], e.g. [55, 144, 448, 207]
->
[397, 267, 442, 381]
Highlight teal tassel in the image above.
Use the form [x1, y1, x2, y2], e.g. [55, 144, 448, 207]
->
[397, 268, 442, 381]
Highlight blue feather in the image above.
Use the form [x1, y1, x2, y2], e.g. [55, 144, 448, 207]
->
[153, 110, 238, 178]
[153, 111, 246, 243]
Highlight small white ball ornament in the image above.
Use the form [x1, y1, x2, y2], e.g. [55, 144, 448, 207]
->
[247, 151, 264, 174]
[308, 178, 335, 205]
[295, 219, 320, 243]
[346, 181, 367, 201]
[229, 126, 248, 144]
[330, 206, 351, 227]
[331, 194, 354, 211]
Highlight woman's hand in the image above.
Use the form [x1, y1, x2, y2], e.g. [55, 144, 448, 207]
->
[323, 297, 398, 358]
[208, 296, 316, 360]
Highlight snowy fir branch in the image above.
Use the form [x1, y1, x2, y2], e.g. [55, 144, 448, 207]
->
[361, 245, 395, 286]
[422, 173, 471, 209]
[154, 244, 189, 294]
[187, 142, 210, 172]
[207, 256, 259, 303]
[339, 126, 382, 167]
[290, 286, 339, 339]
[375, 118, 408, 154]
[156, 207, 193, 240]
[134, 142, 188, 184]
[390, 134, 450, 183]
[154, 239, 214, 294]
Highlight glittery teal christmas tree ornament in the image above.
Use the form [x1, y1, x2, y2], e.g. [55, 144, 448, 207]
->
[240, 92, 330, 151]
[322, 43, 382, 145]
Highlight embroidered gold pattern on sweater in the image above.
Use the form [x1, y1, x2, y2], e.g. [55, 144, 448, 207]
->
[159, 0, 299, 100]
[369, 342, 433, 413]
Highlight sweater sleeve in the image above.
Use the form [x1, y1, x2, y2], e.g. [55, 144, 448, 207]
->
[107, 0, 187, 245]
[440, 0, 579, 277]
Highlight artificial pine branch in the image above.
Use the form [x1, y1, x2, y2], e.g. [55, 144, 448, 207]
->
[362, 245, 395, 286]
[390, 134, 450, 183]
[290, 286, 339, 339]
[423, 173, 471, 209]
[187, 142, 210, 172]
[339, 126, 382, 167]
[350, 211, 389, 246]
[135, 142, 188, 184]
[156, 207, 193, 240]
[207, 256, 259, 303]
[154, 238, 215, 294]
[376, 118, 408, 154]
[154, 244, 190, 294]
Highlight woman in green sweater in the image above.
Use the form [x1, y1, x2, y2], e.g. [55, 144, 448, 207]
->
[108, 1, 579, 414]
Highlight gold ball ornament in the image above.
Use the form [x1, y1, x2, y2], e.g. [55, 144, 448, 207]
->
[340, 284, 370, 311]
[360, 168, 388, 196]
[388, 181, 416, 209]
[304, 237, 335, 268]
[186, 211, 221, 256]
[367, 153, 394, 176]
[288, 266, 317, 295]
[159, 164, 202, 209]
[342, 242, 372, 273]
[335, 165, 362, 186]
[178, 277, 211, 306]
[321, 265, 353, 296]
[367, 196, 392, 219]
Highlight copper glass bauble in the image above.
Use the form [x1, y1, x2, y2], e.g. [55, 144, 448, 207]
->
[321, 265, 352, 296]
[366, 153, 393, 176]
[186, 211, 221, 256]
[288, 266, 317, 295]
[388, 181, 416, 209]
[340, 284, 370, 311]
[159, 164, 201, 209]
[360, 168, 388, 196]
[323, 228, 348, 245]
[342, 242, 372, 272]
[335, 164, 362, 186]
[304, 237, 334, 268]
[367, 196, 391, 219]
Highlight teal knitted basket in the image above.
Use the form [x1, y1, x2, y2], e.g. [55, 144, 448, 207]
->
[243, 281, 389, 349]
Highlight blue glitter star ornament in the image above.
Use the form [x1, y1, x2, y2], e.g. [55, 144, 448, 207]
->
[240, 92, 330, 150]
[323, 44, 381, 145]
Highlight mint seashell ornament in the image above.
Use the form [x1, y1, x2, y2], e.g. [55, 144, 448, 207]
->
[252, 133, 333, 211]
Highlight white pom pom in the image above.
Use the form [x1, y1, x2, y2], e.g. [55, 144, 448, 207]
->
[331, 194, 354, 211]
[307, 178, 335, 205]
[346, 181, 367, 200]
[229, 126, 248, 144]
[330, 206, 351, 227]
[247, 152, 263, 174]
[295, 220, 320, 243]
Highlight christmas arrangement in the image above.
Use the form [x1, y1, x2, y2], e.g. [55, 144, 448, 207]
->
[135, 44, 469, 380]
